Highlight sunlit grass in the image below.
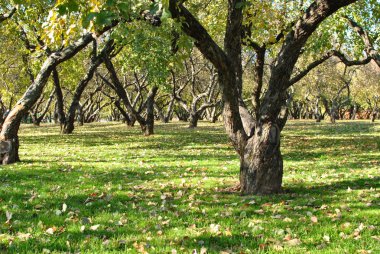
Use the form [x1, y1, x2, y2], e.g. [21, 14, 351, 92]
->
[0, 120, 379, 253]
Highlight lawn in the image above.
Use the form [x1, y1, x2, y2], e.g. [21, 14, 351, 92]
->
[0, 120, 379, 253]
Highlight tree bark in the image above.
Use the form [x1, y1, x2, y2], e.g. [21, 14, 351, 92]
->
[345, 17, 380, 68]
[0, 7, 16, 23]
[114, 100, 135, 126]
[188, 113, 199, 128]
[143, 86, 158, 135]
[241, 123, 283, 194]
[52, 68, 66, 129]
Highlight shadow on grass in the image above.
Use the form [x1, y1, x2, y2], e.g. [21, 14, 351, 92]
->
[0, 120, 378, 252]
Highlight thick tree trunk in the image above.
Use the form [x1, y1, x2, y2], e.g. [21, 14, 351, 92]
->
[0, 103, 23, 164]
[240, 123, 283, 194]
[0, 59, 54, 164]
[188, 113, 199, 128]
[169, 0, 358, 195]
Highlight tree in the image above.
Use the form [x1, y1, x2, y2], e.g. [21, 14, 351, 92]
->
[102, 56, 159, 136]
[0, 23, 117, 164]
[167, 0, 369, 194]
[62, 40, 114, 134]
[30, 88, 55, 126]
[171, 53, 220, 128]
[0, 0, 165, 164]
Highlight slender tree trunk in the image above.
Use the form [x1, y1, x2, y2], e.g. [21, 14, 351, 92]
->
[33, 89, 55, 126]
[62, 40, 113, 134]
[52, 68, 66, 129]
[103, 57, 153, 134]
[77, 104, 84, 126]
[143, 86, 158, 135]
[371, 109, 378, 122]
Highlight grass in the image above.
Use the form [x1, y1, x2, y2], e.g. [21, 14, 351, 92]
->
[0, 120, 379, 253]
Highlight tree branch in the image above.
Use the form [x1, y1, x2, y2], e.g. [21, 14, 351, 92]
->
[345, 16, 380, 68]
[0, 7, 16, 23]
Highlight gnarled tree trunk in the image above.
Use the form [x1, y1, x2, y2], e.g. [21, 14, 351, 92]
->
[240, 122, 283, 194]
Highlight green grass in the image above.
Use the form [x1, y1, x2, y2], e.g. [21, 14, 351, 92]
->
[0, 120, 379, 253]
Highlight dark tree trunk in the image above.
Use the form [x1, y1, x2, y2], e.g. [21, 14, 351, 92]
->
[351, 104, 357, 120]
[169, 0, 358, 194]
[143, 86, 158, 135]
[114, 100, 135, 126]
[371, 109, 378, 123]
[77, 104, 84, 126]
[32, 89, 55, 126]
[188, 113, 199, 128]
[52, 68, 66, 129]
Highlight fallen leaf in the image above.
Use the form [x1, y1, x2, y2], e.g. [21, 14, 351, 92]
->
[62, 203, 67, 212]
[17, 232, 32, 241]
[90, 224, 100, 231]
[45, 227, 56, 235]
[285, 238, 301, 246]
[5, 211, 12, 223]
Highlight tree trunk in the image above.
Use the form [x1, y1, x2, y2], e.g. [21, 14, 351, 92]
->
[52, 68, 66, 129]
[62, 40, 113, 134]
[0, 58, 54, 164]
[143, 86, 158, 135]
[103, 57, 153, 134]
[371, 109, 378, 122]
[0, 103, 24, 164]
[77, 104, 84, 126]
[169, 0, 358, 195]
[188, 113, 199, 128]
[240, 122, 283, 194]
